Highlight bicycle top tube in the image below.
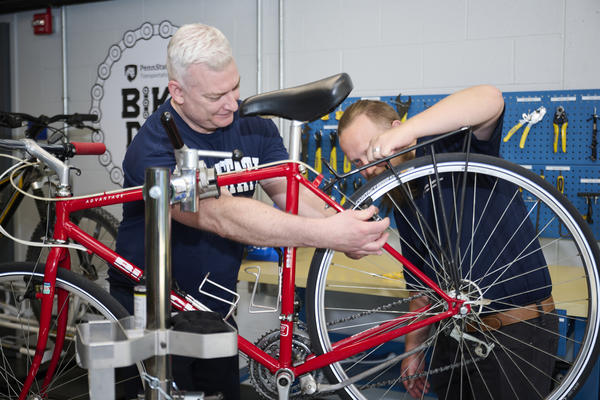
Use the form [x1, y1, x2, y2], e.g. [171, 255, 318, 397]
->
[240, 73, 353, 122]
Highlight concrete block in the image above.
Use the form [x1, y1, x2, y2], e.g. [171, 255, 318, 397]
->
[343, 44, 422, 94]
[286, 49, 341, 88]
[564, 0, 600, 88]
[235, 53, 257, 98]
[515, 35, 563, 84]
[468, 0, 563, 39]
[299, 0, 344, 51]
[141, 0, 203, 24]
[423, 39, 513, 88]
[339, 0, 381, 49]
[381, 0, 466, 45]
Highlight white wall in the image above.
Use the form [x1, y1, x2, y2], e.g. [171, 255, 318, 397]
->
[283, 0, 600, 95]
[2, 0, 600, 257]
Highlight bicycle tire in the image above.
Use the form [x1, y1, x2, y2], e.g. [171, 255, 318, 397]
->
[0, 262, 141, 399]
[306, 153, 600, 400]
[26, 208, 119, 292]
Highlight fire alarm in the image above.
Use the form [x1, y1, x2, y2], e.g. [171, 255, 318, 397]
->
[32, 8, 52, 35]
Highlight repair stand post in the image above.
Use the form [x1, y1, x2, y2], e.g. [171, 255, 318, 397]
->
[144, 167, 173, 400]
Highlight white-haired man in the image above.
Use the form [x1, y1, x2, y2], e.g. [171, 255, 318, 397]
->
[111, 23, 389, 398]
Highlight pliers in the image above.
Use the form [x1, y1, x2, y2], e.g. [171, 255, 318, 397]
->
[553, 106, 568, 153]
[503, 106, 546, 149]
[393, 93, 412, 122]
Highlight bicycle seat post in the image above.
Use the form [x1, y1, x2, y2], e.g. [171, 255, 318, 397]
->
[288, 120, 304, 162]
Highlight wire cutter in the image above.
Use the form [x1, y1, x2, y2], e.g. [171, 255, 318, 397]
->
[503, 106, 546, 149]
[553, 106, 568, 153]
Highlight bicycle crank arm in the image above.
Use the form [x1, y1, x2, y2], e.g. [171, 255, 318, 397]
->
[276, 370, 293, 400]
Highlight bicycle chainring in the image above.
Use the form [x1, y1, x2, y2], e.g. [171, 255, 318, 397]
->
[248, 323, 323, 400]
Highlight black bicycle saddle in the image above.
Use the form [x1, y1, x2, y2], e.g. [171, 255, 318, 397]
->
[240, 73, 353, 122]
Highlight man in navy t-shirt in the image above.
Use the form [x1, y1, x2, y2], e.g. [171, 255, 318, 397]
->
[111, 23, 389, 399]
[338, 85, 558, 399]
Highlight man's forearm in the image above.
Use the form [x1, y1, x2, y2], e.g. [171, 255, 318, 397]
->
[171, 192, 389, 254]
[399, 85, 504, 142]
[405, 295, 432, 351]
[172, 193, 314, 246]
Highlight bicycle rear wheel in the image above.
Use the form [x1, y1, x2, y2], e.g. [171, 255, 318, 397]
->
[27, 208, 119, 292]
[306, 153, 600, 400]
[0, 262, 141, 399]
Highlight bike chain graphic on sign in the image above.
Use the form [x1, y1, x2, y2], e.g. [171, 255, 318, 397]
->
[89, 20, 177, 185]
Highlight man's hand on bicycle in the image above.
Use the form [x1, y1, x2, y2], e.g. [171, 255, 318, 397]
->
[323, 205, 389, 258]
[401, 351, 430, 398]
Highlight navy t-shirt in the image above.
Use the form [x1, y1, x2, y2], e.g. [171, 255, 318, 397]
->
[396, 113, 552, 309]
[112, 100, 288, 314]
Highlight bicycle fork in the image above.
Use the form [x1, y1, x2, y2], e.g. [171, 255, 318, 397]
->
[19, 239, 71, 399]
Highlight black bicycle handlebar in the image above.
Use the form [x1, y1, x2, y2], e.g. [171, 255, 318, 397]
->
[0, 111, 98, 139]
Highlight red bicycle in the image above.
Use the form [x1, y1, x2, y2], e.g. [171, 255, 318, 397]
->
[1, 73, 599, 400]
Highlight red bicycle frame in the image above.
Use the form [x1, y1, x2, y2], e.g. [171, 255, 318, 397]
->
[21, 159, 465, 399]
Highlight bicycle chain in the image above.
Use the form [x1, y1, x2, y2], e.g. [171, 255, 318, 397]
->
[326, 292, 424, 327]
[321, 292, 484, 392]
[358, 354, 483, 391]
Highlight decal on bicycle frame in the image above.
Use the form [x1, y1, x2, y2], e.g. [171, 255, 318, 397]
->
[213, 156, 259, 194]
[42, 282, 51, 295]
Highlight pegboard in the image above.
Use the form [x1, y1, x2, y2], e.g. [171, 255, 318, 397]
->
[303, 89, 600, 239]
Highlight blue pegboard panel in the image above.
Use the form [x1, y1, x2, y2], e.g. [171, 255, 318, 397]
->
[304, 89, 600, 240]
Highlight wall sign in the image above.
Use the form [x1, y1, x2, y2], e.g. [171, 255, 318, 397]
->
[89, 20, 177, 185]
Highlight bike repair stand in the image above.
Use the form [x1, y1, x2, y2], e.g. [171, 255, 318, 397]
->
[75, 167, 237, 400]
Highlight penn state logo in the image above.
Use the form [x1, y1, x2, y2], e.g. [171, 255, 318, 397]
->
[89, 21, 177, 185]
[124, 64, 137, 82]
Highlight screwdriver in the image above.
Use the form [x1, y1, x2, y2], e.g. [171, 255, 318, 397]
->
[314, 131, 322, 174]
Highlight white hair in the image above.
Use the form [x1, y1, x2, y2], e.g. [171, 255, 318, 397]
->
[167, 23, 233, 83]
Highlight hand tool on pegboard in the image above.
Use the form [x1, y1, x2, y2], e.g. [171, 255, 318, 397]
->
[393, 93, 412, 122]
[301, 125, 309, 178]
[314, 130, 322, 174]
[503, 106, 546, 149]
[339, 180, 347, 206]
[329, 131, 338, 173]
[342, 153, 352, 173]
[553, 106, 568, 153]
[589, 107, 598, 161]
[578, 192, 599, 225]
[556, 173, 569, 237]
